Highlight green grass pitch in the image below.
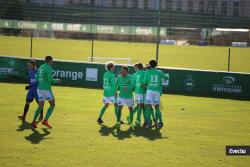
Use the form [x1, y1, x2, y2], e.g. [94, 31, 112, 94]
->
[0, 35, 250, 73]
[0, 82, 249, 166]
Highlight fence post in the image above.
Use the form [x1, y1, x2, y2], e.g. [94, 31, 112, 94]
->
[155, 0, 161, 63]
[30, 32, 33, 58]
[227, 48, 231, 72]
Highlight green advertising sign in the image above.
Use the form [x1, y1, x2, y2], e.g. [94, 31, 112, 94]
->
[1, 56, 249, 99]
[0, 19, 166, 36]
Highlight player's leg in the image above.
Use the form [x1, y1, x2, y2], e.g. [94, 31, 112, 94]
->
[97, 103, 109, 124]
[19, 91, 33, 120]
[41, 90, 55, 128]
[154, 92, 163, 128]
[136, 103, 143, 125]
[35, 92, 44, 122]
[135, 94, 143, 125]
[31, 100, 44, 128]
[18, 102, 30, 121]
[144, 91, 154, 127]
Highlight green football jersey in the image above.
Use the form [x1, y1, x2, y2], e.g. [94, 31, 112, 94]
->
[132, 70, 145, 94]
[116, 74, 133, 99]
[35, 63, 58, 90]
[103, 70, 116, 97]
[143, 68, 169, 92]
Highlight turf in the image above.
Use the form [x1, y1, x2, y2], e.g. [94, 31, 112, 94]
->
[0, 35, 250, 73]
[0, 82, 249, 167]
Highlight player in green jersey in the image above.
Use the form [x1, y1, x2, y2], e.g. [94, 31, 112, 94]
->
[116, 66, 134, 128]
[143, 60, 169, 128]
[132, 63, 145, 126]
[97, 62, 118, 124]
[31, 56, 61, 129]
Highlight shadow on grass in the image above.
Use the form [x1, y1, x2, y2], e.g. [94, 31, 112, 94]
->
[25, 128, 51, 144]
[99, 124, 167, 141]
[16, 120, 32, 131]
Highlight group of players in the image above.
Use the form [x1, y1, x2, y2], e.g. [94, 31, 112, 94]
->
[18, 56, 168, 129]
[18, 56, 61, 129]
[97, 60, 168, 129]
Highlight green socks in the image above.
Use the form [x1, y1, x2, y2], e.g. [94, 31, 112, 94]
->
[33, 107, 42, 121]
[155, 107, 163, 123]
[45, 106, 55, 120]
[117, 107, 122, 122]
[98, 106, 107, 119]
[129, 108, 134, 123]
[136, 106, 142, 122]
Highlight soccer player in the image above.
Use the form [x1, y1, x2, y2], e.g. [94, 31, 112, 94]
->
[143, 60, 169, 128]
[31, 56, 61, 129]
[18, 60, 43, 121]
[116, 66, 134, 128]
[132, 63, 145, 126]
[97, 61, 118, 124]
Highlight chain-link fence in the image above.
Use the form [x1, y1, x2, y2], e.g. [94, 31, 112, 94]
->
[0, 0, 250, 72]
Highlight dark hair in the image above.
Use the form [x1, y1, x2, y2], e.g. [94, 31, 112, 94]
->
[137, 63, 143, 70]
[134, 63, 138, 67]
[45, 56, 53, 62]
[122, 66, 129, 72]
[29, 59, 36, 66]
[149, 60, 157, 68]
[146, 64, 151, 69]
[107, 63, 114, 70]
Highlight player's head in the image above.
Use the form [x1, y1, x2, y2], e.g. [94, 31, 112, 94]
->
[137, 63, 143, 70]
[145, 64, 151, 70]
[121, 66, 128, 76]
[45, 56, 53, 66]
[149, 59, 157, 68]
[134, 63, 138, 71]
[105, 61, 115, 72]
[28, 60, 36, 69]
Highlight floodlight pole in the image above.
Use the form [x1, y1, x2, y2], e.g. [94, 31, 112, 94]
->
[90, 1, 94, 62]
[155, 0, 161, 63]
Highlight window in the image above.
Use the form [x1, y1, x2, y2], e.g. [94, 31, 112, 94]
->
[112, 0, 116, 7]
[221, 1, 227, 15]
[199, 0, 205, 13]
[188, 0, 193, 12]
[177, 0, 182, 11]
[132, 0, 138, 9]
[144, 0, 149, 9]
[90, 0, 95, 6]
[233, 1, 239, 17]
[122, 0, 127, 8]
[166, 0, 172, 10]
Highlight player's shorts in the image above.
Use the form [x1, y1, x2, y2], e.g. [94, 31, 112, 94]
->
[117, 97, 134, 107]
[103, 96, 116, 104]
[135, 94, 144, 104]
[26, 90, 38, 102]
[37, 89, 54, 102]
[145, 90, 160, 105]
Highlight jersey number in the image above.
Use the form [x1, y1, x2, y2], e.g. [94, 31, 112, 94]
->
[150, 75, 158, 83]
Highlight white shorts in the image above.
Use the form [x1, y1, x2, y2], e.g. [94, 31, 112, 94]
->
[135, 94, 144, 104]
[145, 90, 160, 105]
[117, 97, 134, 107]
[103, 96, 116, 104]
[37, 89, 54, 102]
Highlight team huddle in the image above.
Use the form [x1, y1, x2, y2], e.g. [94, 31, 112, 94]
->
[18, 57, 168, 129]
[97, 60, 169, 129]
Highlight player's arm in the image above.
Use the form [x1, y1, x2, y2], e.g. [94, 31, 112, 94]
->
[161, 71, 169, 80]
[110, 75, 117, 97]
[142, 71, 148, 88]
[46, 67, 60, 84]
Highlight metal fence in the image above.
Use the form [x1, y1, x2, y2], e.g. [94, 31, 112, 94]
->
[0, 0, 250, 72]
